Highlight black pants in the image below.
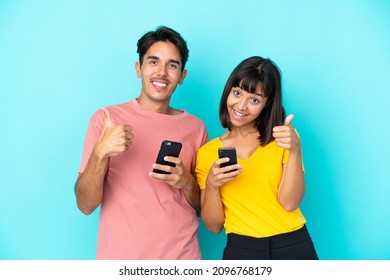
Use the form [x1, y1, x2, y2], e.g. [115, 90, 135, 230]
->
[223, 225, 318, 260]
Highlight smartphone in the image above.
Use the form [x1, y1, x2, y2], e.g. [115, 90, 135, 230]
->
[153, 140, 183, 174]
[218, 147, 238, 172]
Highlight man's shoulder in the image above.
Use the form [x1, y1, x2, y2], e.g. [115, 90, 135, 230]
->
[91, 100, 132, 113]
[183, 111, 205, 126]
[106, 100, 133, 111]
[88, 100, 134, 125]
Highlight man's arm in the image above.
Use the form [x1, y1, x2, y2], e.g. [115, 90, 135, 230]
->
[180, 172, 200, 215]
[75, 150, 108, 215]
[75, 108, 133, 215]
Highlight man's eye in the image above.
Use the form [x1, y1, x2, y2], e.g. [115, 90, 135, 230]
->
[169, 63, 178, 69]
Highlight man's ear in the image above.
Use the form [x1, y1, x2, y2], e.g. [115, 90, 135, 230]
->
[178, 69, 187, 85]
[135, 62, 142, 78]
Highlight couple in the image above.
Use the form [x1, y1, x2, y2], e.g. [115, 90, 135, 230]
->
[75, 26, 318, 260]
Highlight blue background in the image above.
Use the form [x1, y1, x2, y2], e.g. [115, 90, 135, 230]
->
[1, 0, 390, 260]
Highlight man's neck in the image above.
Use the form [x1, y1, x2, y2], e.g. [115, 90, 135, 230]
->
[135, 97, 182, 115]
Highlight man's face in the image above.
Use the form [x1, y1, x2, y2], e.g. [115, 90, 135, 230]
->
[135, 41, 187, 105]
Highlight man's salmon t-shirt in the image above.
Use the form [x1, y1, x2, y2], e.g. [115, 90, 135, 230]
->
[79, 99, 208, 259]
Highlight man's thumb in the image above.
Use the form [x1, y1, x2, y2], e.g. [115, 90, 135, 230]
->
[102, 107, 114, 128]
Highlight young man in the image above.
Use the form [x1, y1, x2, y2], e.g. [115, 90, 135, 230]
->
[75, 26, 208, 259]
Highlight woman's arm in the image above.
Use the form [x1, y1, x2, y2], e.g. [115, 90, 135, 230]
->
[200, 158, 242, 233]
[201, 187, 225, 233]
[277, 149, 305, 211]
[273, 114, 305, 211]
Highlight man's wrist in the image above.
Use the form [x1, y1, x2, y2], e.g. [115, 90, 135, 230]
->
[182, 174, 196, 192]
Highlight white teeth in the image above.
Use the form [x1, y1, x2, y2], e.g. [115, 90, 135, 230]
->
[153, 81, 167, 87]
[234, 110, 246, 117]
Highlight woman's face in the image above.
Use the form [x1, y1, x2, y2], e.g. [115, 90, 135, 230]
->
[226, 82, 268, 129]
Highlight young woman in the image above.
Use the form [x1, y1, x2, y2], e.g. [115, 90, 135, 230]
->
[196, 56, 318, 260]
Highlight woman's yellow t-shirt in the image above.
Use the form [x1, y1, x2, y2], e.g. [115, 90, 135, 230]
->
[196, 137, 306, 238]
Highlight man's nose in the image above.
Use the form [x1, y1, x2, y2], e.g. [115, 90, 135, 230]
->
[156, 64, 168, 76]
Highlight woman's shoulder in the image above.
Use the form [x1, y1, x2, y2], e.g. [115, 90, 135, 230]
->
[199, 137, 221, 152]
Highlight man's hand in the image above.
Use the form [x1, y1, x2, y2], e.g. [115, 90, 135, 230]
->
[94, 107, 134, 158]
[150, 156, 201, 212]
[150, 156, 193, 190]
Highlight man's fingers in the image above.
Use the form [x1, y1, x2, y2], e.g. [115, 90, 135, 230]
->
[162, 156, 181, 165]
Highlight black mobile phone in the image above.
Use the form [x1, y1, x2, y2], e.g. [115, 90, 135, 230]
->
[218, 147, 238, 172]
[153, 140, 183, 174]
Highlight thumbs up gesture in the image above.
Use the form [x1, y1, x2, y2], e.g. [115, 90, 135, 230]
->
[95, 107, 134, 158]
[272, 114, 301, 151]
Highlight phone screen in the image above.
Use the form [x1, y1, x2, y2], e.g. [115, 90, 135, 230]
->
[153, 140, 182, 174]
[218, 147, 237, 172]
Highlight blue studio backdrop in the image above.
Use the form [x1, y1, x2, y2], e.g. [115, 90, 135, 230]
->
[1, 0, 390, 260]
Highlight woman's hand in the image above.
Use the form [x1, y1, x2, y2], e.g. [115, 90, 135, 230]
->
[273, 114, 301, 152]
[206, 157, 242, 190]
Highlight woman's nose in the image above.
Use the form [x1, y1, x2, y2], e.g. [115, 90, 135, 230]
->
[237, 98, 247, 110]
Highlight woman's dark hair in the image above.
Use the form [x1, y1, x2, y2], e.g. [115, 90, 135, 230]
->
[136, 26, 189, 71]
[219, 56, 286, 146]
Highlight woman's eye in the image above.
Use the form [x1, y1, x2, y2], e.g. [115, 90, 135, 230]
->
[233, 90, 240, 96]
[251, 98, 260, 104]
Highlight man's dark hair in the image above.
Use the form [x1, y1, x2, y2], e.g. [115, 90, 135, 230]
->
[137, 26, 189, 71]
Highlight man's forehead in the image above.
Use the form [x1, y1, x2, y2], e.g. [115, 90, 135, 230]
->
[144, 41, 181, 60]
